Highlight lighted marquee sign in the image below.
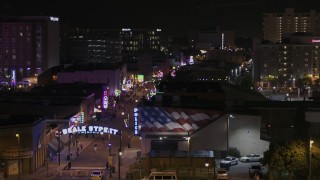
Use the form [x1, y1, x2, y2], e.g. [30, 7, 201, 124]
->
[62, 126, 119, 135]
[11, 69, 16, 86]
[103, 89, 108, 109]
[50, 16, 59, 21]
[134, 108, 139, 135]
[312, 39, 320, 43]
[189, 56, 194, 65]
[80, 112, 84, 124]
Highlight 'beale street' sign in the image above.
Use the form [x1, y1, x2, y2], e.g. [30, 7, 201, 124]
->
[62, 126, 119, 135]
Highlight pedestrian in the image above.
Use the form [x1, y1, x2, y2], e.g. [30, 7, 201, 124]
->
[76, 151, 79, 157]
[94, 144, 97, 153]
[80, 143, 83, 150]
[106, 162, 109, 169]
[77, 147, 79, 152]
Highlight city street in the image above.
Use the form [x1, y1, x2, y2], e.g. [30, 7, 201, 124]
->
[52, 89, 141, 180]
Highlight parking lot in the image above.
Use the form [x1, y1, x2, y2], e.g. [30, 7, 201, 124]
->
[217, 159, 268, 180]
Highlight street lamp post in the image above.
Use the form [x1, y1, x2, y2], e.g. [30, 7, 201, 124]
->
[205, 163, 209, 179]
[118, 130, 122, 180]
[69, 133, 72, 160]
[122, 111, 131, 148]
[16, 134, 20, 180]
[227, 115, 235, 154]
[309, 140, 314, 180]
[55, 131, 62, 166]
[186, 131, 191, 180]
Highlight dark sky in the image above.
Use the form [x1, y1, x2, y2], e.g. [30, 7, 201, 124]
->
[1, 0, 320, 38]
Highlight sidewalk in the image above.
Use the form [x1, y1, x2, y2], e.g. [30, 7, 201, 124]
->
[108, 136, 141, 180]
[9, 134, 96, 180]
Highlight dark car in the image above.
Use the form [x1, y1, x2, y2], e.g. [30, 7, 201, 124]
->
[249, 164, 263, 178]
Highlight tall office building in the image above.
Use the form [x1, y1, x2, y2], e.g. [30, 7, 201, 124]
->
[120, 28, 162, 55]
[263, 8, 320, 43]
[0, 16, 59, 84]
[61, 28, 122, 64]
[253, 33, 320, 88]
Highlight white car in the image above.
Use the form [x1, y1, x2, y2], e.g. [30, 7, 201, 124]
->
[216, 168, 228, 180]
[90, 170, 104, 180]
[220, 156, 238, 166]
[240, 154, 263, 162]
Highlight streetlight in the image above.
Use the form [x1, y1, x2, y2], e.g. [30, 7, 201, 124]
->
[205, 163, 209, 179]
[186, 131, 191, 180]
[118, 130, 122, 180]
[122, 112, 131, 148]
[309, 140, 314, 180]
[55, 131, 62, 166]
[16, 134, 20, 180]
[227, 114, 235, 154]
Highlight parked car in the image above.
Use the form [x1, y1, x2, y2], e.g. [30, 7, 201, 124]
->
[249, 164, 264, 178]
[90, 170, 104, 180]
[240, 153, 263, 162]
[143, 171, 177, 180]
[220, 156, 238, 166]
[216, 168, 228, 180]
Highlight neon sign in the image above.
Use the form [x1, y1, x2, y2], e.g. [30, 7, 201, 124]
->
[62, 126, 119, 135]
[189, 56, 194, 65]
[80, 112, 84, 123]
[134, 108, 139, 135]
[103, 90, 108, 109]
[11, 69, 16, 86]
[50, 17, 59, 21]
[312, 39, 320, 43]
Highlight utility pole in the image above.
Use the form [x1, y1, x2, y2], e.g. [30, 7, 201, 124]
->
[118, 130, 122, 180]
[16, 134, 20, 180]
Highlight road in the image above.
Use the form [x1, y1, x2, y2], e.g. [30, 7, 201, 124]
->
[52, 91, 139, 180]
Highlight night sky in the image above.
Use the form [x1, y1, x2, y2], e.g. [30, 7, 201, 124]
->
[1, 0, 320, 38]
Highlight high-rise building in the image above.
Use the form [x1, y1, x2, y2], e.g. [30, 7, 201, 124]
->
[253, 33, 320, 88]
[0, 16, 60, 84]
[120, 28, 162, 55]
[263, 8, 320, 43]
[61, 28, 122, 64]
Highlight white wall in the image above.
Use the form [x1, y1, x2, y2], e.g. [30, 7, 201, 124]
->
[190, 114, 269, 157]
[229, 115, 269, 156]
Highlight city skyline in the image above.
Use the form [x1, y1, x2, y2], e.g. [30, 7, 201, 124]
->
[1, 0, 320, 37]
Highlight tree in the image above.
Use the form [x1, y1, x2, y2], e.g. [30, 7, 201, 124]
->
[269, 144, 286, 179]
[266, 139, 309, 180]
[227, 147, 240, 158]
[284, 139, 308, 180]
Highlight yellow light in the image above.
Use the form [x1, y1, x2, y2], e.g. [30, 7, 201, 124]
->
[310, 140, 314, 147]
[16, 134, 19, 138]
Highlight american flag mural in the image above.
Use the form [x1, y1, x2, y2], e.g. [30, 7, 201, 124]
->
[140, 106, 222, 132]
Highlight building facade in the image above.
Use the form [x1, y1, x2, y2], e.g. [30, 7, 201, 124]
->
[0, 16, 60, 84]
[61, 28, 122, 64]
[0, 115, 46, 176]
[120, 28, 162, 55]
[263, 8, 320, 43]
[253, 34, 320, 88]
